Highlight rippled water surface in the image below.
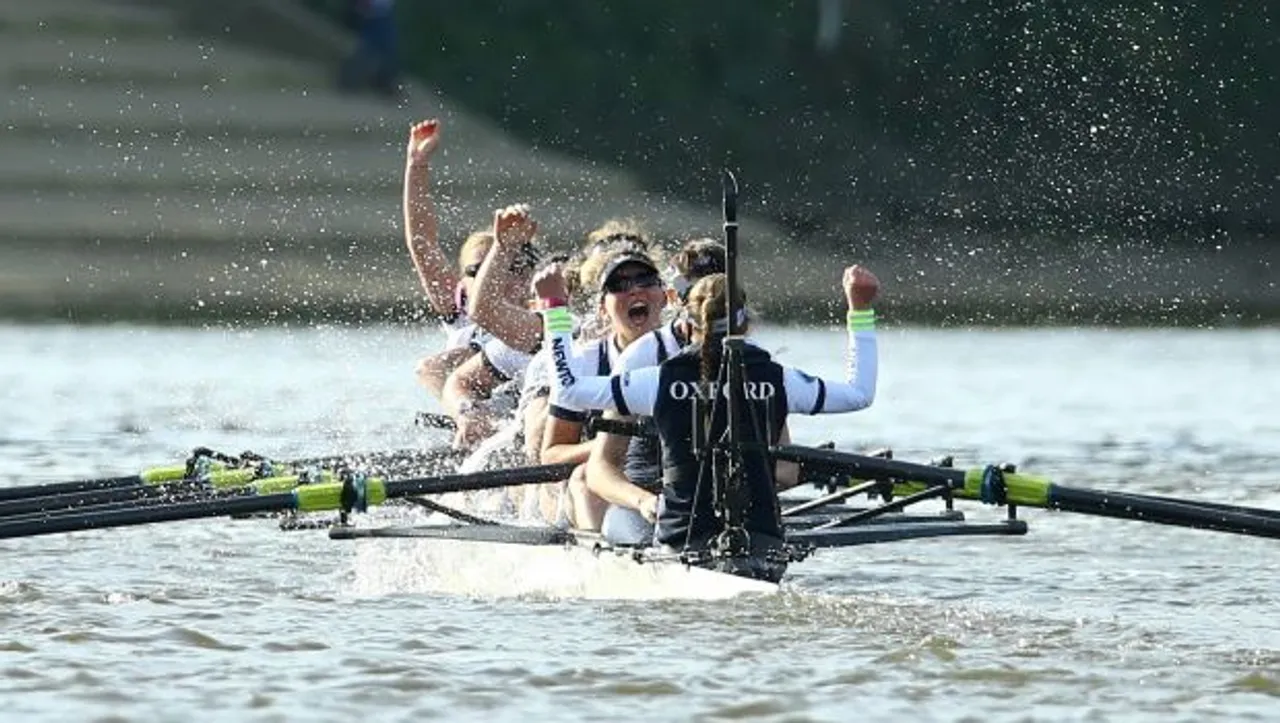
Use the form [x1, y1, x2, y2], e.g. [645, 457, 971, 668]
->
[2, 322, 1279, 722]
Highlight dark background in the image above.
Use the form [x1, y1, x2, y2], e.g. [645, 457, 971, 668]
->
[345, 1, 1276, 247]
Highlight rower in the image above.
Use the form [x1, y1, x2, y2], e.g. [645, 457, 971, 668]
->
[538, 247, 668, 530]
[586, 239, 731, 544]
[451, 209, 649, 455]
[441, 204, 543, 449]
[511, 224, 658, 523]
[401, 118, 492, 399]
[535, 264, 880, 556]
[446, 216, 661, 518]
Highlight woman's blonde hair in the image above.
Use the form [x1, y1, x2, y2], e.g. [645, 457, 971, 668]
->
[458, 231, 494, 271]
[686, 273, 749, 381]
[584, 218, 650, 252]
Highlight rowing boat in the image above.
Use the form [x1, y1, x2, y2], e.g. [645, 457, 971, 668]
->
[3, 171, 1277, 602]
[4, 433, 1279, 600]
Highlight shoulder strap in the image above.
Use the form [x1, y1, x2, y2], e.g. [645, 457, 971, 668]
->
[597, 338, 611, 376]
[654, 329, 670, 363]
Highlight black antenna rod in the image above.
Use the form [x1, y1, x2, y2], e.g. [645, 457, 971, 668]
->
[716, 169, 750, 553]
[722, 170, 740, 331]
[721, 170, 741, 460]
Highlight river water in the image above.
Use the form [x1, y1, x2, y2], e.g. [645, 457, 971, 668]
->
[2, 322, 1278, 722]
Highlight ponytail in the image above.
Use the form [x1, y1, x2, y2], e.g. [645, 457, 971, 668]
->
[696, 287, 720, 383]
[685, 273, 748, 383]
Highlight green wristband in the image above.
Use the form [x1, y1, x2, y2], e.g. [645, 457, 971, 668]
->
[543, 306, 574, 334]
[847, 308, 876, 332]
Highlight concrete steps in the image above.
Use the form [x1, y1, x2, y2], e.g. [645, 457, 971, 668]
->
[0, 134, 618, 194]
[0, 0, 796, 323]
[0, 0, 175, 34]
[2, 36, 326, 89]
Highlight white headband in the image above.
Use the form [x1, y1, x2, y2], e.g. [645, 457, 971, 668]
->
[694, 307, 749, 335]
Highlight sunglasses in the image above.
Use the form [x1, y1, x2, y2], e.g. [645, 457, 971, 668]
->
[603, 271, 662, 295]
[462, 262, 482, 278]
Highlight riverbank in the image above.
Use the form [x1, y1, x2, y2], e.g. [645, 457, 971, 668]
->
[2, 0, 1273, 328]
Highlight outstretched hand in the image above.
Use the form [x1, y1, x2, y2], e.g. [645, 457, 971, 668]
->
[843, 265, 880, 310]
[493, 203, 538, 249]
[531, 262, 569, 302]
[406, 119, 441, 166]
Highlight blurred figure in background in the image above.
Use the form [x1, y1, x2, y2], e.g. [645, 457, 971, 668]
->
[339, 0, 402, 99]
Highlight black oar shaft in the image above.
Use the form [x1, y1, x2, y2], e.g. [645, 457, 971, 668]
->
[0, 488, 257, 527]
[0, 493, 293, 540]
[1048, 486, 1280, 539]
[1105, 490, 1280, 522]
[772, 445, 967, 487]
[0, 480, 211, 519]
[0, 475, 144, 502]
[383, 464, 575, 497]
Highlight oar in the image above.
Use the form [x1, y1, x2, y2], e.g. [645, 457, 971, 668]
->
[0, 446, 470, 522]
[0, 458, 230, 502]
[0, 447, 460, 507]
[798, 445, 1280, 519]
[772, 445, 1280, 540]
[0, 468, 265, 519]
[0, 473, 319, 527]
[0, 464, 576, 540]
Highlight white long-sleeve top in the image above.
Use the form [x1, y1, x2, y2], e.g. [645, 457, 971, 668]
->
[543, 308, 878, 417]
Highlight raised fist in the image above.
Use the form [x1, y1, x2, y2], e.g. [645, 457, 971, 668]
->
[531, 262, 569, 302]
[406, 119, 440, 166]
[493, 203, 537, 249]
[843, 265, 880, 310]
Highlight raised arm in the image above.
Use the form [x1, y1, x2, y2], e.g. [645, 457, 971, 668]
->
[533, 264, 660, 416]
[469, 204, 543, 352]
[783, 265, 881, 414]
[441, 352, 502, 449]
[402, 119, 460, 318]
